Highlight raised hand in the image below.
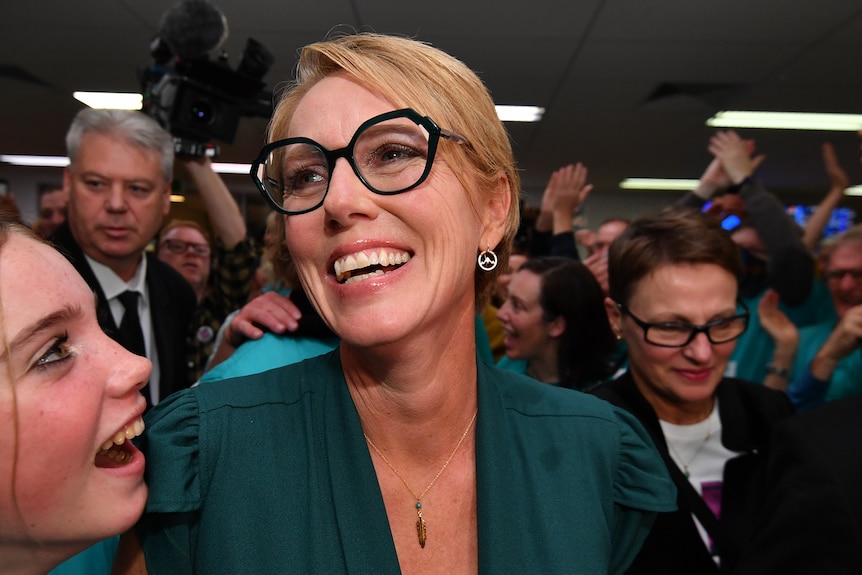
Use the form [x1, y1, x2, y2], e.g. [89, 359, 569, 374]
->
[707, 130, 765, 185]
[583, 250, 610, 296]
[550, 163, 593, 215]
[822, 142, 849, 192]
[759, 289, 799, 391]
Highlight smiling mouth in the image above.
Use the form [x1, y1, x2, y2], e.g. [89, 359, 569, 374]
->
[95, 417, 145, 467]
[333, 248, 412, 285]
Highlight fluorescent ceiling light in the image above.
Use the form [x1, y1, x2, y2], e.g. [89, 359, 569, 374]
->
[71, 91, 549, 124]
[707, 111, 862, 131]
[212, 162, 252, 174]
[74, 91, 143, 110]
[1, 154, 70, 167]
[495, 105, 544, 122]
[845, 186, 862, 197]
[1, 155, 251, 176]
[619, 178, 699, 191]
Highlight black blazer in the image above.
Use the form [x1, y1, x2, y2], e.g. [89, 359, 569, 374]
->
[50, 222, 197, 402]
[590, 371, 794, 574]
[734, 395, 862, 575]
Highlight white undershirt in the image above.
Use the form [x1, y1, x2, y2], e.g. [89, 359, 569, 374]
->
[660, 399, 739, 562]
[85, 253, 160, 404]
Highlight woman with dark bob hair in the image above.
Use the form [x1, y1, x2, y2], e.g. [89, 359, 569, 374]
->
[497, 256, 618, 389]
[590, 206, 794, 574]
[114, 33, 675, 575]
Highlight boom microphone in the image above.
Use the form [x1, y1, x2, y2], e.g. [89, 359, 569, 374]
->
[158, 0, 228, 61]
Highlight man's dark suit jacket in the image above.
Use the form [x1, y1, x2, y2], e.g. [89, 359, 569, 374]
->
[734, 394, 862, 575]
[590, 371, 794, 574]
[50, 221, 197, 402]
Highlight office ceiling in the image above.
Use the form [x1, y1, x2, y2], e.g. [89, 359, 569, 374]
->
[3, 0, 862, 211]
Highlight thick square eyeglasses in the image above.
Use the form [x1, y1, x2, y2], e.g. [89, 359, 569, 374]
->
[616, 300, 749, 348]
[250, 108, 469, 215]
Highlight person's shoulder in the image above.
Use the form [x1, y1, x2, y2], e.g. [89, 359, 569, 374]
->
[720, 376, 795, 418]
[193, 350, 341, 412]
[482, 361, 618, 420]
[147, 253, 196, 299]
[48, 221, 85, 264]
[798, 317, 838, 340]
[781, 394, 862, 436]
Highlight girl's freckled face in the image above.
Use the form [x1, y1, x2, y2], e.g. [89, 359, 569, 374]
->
[0, 235, 149, 550]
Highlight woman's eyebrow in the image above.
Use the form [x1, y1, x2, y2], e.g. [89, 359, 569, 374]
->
[0, 303, 84, 364]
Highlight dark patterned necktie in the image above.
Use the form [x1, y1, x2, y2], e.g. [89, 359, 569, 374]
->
[117, 290, 151, 406]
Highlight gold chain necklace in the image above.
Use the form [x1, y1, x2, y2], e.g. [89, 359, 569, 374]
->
[364, 409, 478, 549]
[665, 416, 712, 479]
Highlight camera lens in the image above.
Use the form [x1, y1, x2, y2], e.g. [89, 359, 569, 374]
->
[189, 99, 214, 124]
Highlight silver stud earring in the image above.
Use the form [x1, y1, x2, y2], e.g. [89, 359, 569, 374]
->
[477, 246, 498, 272]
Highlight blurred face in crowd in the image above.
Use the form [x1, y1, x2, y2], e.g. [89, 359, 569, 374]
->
[0, 233, 150, 567]
[64, 132, 171, 281]
[158, 226, 212, 295]
[825, 242, 862, 318]
[497, 268, 563, 367]
[36, 188, 68, 238]
[593, 220, 628, 256]
[607, 263, 740, 424]
[494, 253, 527, 305]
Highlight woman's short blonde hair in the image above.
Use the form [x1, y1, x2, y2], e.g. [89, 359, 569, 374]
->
[267, 33, 520, 308]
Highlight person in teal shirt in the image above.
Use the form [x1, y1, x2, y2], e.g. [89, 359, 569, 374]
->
[114, 33, 674, 574]
[788, 225, 862, 410]
[675, 131, 835, 385]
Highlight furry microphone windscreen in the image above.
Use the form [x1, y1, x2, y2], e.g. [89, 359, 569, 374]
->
[158, 0, 229, 61]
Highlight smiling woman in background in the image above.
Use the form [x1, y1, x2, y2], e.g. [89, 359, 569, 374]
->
[114, 33, 674, 575]
[0, 213, 151, 575]
[497, 255, 618, 389]
[591, 207, 794, 574]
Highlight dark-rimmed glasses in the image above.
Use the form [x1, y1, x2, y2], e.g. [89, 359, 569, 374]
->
[825, 268, 862, 282]
[616, 300, 749, 348]
[159, 238, 211, 258]
[250, 108, 469, 215]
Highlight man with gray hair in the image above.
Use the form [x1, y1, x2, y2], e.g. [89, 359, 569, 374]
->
[51, 108, 196, 406]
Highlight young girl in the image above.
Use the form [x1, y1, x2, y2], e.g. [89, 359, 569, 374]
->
[0, 213, 151, 574]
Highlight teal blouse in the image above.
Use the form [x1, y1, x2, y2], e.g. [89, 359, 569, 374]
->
[138, 351, 675, 574]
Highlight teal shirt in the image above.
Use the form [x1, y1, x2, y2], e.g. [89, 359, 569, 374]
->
[495, 354, 528, 375]
[138, 351, 676, 574]
[46, 537, 118, 575]
[201, 314, 491, 383]
[199, 331, 339, 383]
[790, 319, 862, 406]
[728, 280, 835, 383]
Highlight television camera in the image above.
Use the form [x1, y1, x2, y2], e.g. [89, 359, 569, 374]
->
[140, 0, 274, 157]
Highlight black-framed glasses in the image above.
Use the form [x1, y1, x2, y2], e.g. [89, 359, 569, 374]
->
[616, 300, 749, 348]
[250, 108, 469, 215]
[159, 238, 211, 257]
[825, 268, 862, 282]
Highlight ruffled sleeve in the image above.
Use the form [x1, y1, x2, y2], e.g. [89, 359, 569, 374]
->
[608, 405, 677, 575]
[611, 404, 676, 511]
[139, 388, 202, 513]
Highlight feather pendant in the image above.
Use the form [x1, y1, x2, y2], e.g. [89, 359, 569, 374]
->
[416, 509, 427, 548]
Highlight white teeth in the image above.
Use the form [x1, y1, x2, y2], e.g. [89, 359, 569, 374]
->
[334, 248, 411, 283]
[99, 417, 146, 453]
[343, 269, 385, 285]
